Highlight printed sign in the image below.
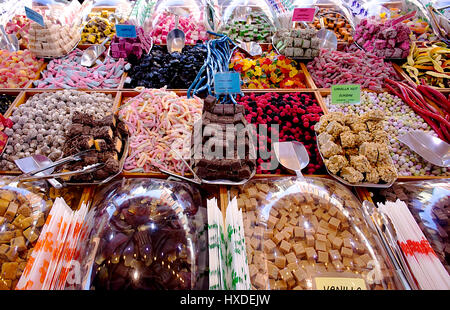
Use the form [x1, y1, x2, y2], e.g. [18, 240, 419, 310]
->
[315, 277, 367, 290]
[331, 84, 361, 104]
[25, 6, 44, 27]
[214, 72, 241, 95]
[115, 24, 137, 38]
[292, 8, 317, 22]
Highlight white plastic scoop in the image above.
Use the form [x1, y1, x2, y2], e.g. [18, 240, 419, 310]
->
[316, 17, 337, 51]
[167, 15, 186, 54]
[15, 155, 63, 189]
[81, 36, 110, 67]
[273, 141, 310, 178]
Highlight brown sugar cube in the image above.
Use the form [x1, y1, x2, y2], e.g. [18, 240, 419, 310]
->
[0, 231, 14, 243]
[354, 256, 366, 268]
[340, 230, 352, 238]
[266, 253, 275, 261]
[0, 191, 15, 202]
[336, 210, 346, 222]
[360, 253, 372, 265]
[23, 227, 39, 243]
[322, 213, 331, 222]
[293, 268, 307, 284]
[329, 206, 338, 217]
[247, 198, 257, 211]
[254, 273, 267, 289]
[278, 209, 288, 217]
[263, 230, 274, 240]
[304, 226, 315, 236]
[316, 234, 327, 242]
[5, 247, 18, 261]
[332, 260, 345, 271]
[289, 217, 298, 226]
[282, 226, 293, 238]
[0, 199, 9, 216]
[319, 219, 329, 228]
[301, 205, 312, 215]
[32, 212, 45, 228]
[293, 243, 306, 257]
[305, 234, 314, 247]
[332, 237, 343, 249]
[279, 240, 291, 253]
[268, 279, 276, 290]
[355, 242, 366, 254]
[11, 214, 25, 228]
[264, 239, 277, 253]
[247, 187, 258, 199]
[0, 279, 12, 290]
[294, 227, 304, 238]
[310, 215, 319, 228]
[342, 257, 353, 268]
[275, 216, 287, 231]
[275, 280, 287, 290]
[305, 247, 317, 261]
[273, 232, 284, 245]
[329, 249, 341, 261]
[1, 262, 18, 280]
[341, 247, 353, 258]
[250, 237, 260, 250]
[249, 264, 258, 278]
[328, 217, 341, 230]
[285, 252, 297, 265]
[4, 202, 18, 221]
[317, 251, 329, 263]
[269, 208, 279, 217]
[267, 215, 278, 229]
[316, 226, 328, 235]
[314, 209, 323, 218]
[343, 238, 352, 249]
[279, 267, 294, 282]
[267, 262, 279, 279]
[275, 255, 286, 269]
[237, 198, 245, 209]
[315, 240, 327, 252]
[256, 192, 266, 201]
[0, 216, 5, 225]
[256, 183, 270, 193]
[0, 244, 9, 259]
[10, 236, 26, 252]
[287, 262, 299, 272]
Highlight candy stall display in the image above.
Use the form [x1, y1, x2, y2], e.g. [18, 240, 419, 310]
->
[0, 50, 44, 88]
[230, 51, 307, 89]
[237, 92, 324, 175]
[34, 49, 127, 89]
[124, 44, 207, 89]
[326, 91, 449, 177]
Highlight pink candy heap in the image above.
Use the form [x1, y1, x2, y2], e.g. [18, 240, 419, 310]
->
[307, 49, 400, 91]
[151, 12, 208, 45]
[111, 26, 152, 60]
[0, 50, 44, 88]
[5, 15, 32, 48]
[354, 15, 412, 59]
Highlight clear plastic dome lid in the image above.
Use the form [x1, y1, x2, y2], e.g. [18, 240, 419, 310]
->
[230, 177, 407, 290]
[80, 178, 208, 290]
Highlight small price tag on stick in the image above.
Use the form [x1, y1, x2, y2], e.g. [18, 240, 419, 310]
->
[214, 72, 241, 95]
[115, 24, 137, 38]
[331, 84, 361, 105]
[25, 6, 44, 27]
[292, 7, 317, 22]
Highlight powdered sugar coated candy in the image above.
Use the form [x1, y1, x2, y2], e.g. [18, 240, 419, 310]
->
[0, 50, 44, 88]
[118, 88, 203, 174]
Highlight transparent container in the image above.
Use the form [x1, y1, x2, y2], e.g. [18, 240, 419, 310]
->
[229, 177, 407, 290]
[78, 178, 208, 290]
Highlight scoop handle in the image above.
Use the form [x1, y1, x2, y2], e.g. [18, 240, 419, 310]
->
[295, 170, 305, 180]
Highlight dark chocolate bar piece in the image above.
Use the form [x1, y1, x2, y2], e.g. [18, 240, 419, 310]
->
[117, 121, 128, 136]
[94, 139, 108, 152]
[96, 114, 117, 128]
[203, 95, 217, 112]
[95, 126, 114, 141]
[66, 123, 84, 137]
[72, 111, 95, 126]
[78, 135, 94, 150]
[104, 158, 120, 174]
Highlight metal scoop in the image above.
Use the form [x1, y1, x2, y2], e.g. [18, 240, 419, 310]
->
[316, 17, 337, 51]
[167, 15, 186, 54]
[81, 36, 110, 67]
[273, 141, 310, 179]
[398, 130, 450, 167]
[15, 155, 63, 189]
[0, 25, 19, 52]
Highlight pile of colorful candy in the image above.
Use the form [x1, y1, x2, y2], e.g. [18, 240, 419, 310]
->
[110, 26, 152, 60]
[309, 9, 353, 43]
[119, 89, 203, 174]
[150, 12, 208, 45]
[237, 92, 324, 174]
[221, 11, 274, 43]
[326, 91, 449, 177]
[0, 50, 44, 88]
[388, 9, 438, 42]
[34, 49, 128, 89]
[230, 51, 307, 89]
[5, 15, 32, 48]
[307, 49, 400, 90]
[81, 10, 121, 44]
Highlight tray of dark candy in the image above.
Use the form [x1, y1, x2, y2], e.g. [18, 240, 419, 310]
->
[59, 112, 130, 186]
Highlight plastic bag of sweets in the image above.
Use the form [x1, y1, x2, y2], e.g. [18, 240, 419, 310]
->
[150, 0, 209, 45]
[230, 177, 407, 290]
[76, 179, 209, 290]
[0, 177, 83, 290]
[371, 180, 450, 274]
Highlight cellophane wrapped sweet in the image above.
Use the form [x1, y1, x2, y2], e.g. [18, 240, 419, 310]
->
[78, 178, 208, 290]
[230, 177, 406, 290]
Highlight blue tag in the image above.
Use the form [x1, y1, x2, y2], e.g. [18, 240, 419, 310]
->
[25, 7, 44, 27]
[214, 72, 241, 95]
[115, 24, 137, 38]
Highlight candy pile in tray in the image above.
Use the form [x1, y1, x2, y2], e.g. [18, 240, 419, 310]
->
[307, 49, 401, 91]
[81, 10, 121, 45]
[273, 29, 320, 58]
[315, 111, 397, 184]
[110, 26, 152, 60]
[5, 15, 32, 49]
[309, 9, 353, 43]
[0, 50, 44, 88]
[192, 96, 256, 181]
[237, 92, 323, 174]
[61, 112, 128, 183]
[125, 44, 207, 89]
[231, 51, 307, 89]
[326, 91, 449, 177]
[221, 11, 274, 43]
[0, 90, 114, 170]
